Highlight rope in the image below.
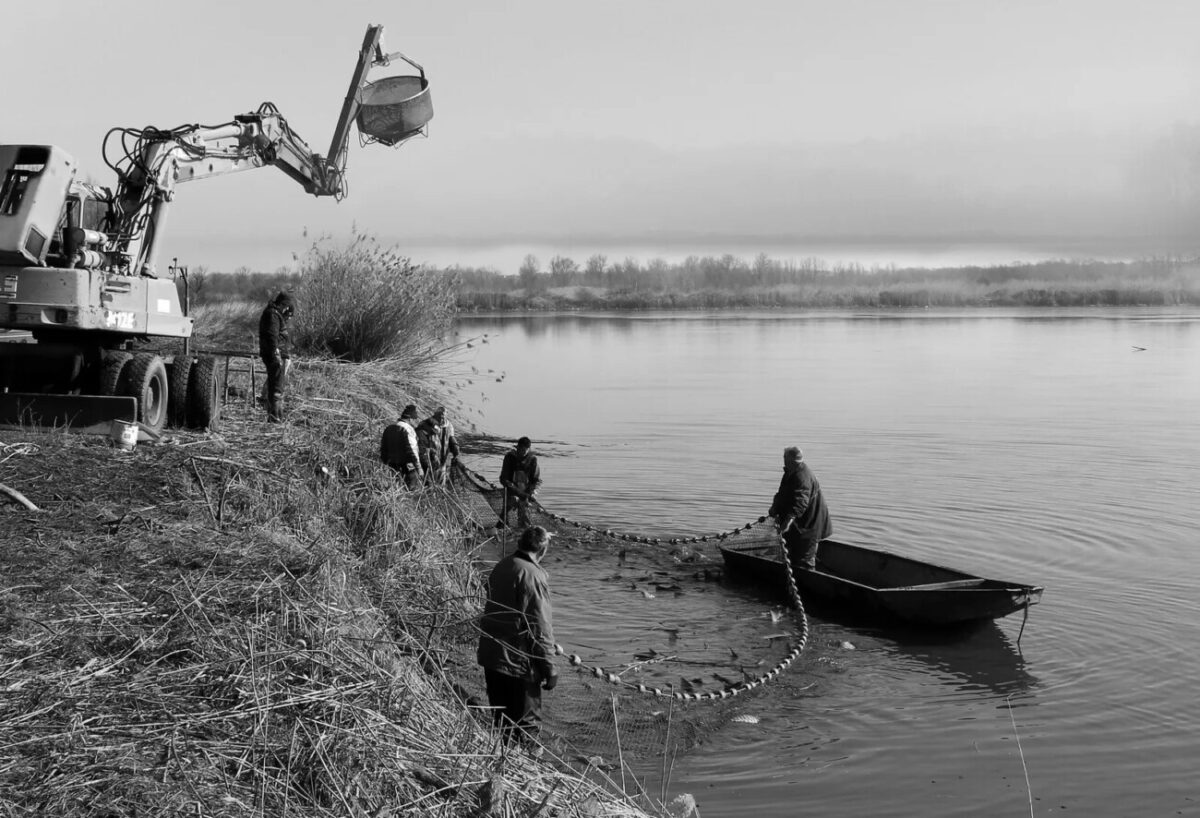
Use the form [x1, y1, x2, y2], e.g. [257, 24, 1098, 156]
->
[457, 463, 770, 544]
[454, 461, 812, 702]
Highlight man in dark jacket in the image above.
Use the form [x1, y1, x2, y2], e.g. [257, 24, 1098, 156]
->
[477, 525, 558, 745]
[380, 404, 424, 489]
[258, 292, 295, 423]
[417, 406, 460, 486]
[769, 446, 833, 569]
[499, 436, 541, 528]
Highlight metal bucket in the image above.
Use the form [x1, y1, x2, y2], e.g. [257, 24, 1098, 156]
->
[110, 419, 138, 450]
[356, 75, 433, 146]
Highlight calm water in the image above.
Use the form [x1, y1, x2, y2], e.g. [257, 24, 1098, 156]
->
[454, 309, 1200, 818]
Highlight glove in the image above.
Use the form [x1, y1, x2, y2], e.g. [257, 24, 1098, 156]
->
[541, 673, 558, 691]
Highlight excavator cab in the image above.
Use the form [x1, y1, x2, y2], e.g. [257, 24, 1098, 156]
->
[0, 145, 78, 267]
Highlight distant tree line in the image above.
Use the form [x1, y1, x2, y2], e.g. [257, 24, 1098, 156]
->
[446, 252, 1200, 309]
[176, 266, 300, 308]
[180, 250, 1200, 312]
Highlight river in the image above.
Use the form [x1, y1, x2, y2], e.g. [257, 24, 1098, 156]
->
[453, 308, 1200, 818]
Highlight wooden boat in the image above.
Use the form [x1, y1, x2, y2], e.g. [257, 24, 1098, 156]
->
[719, 537, 1043, 626]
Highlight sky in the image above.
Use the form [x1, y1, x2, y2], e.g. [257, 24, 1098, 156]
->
[5, 0, 1200, 274]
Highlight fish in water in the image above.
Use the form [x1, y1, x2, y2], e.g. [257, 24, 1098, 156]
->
[639, 589, 656, 600]
[730, 714, 760, 724]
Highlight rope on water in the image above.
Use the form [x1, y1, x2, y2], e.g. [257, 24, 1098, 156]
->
[457, 463, 769, 545]
[548, 533, 809, 701]
[456, 462, 811, 701]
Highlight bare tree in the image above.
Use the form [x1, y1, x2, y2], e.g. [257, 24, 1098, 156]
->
[518, 254, 541, 294]
[584, 253, 607, 287]
[188, 264, 210, 304]
[548, 255, 579, 287]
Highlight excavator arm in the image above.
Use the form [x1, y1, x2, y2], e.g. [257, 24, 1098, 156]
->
[107, 25, 393, 276]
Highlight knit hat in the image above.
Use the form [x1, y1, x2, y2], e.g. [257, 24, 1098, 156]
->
[400, 404, 418, 420]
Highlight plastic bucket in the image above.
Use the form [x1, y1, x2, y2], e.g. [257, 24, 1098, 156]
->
[110, 419, 138, 450]
[356, 75, 433, 145]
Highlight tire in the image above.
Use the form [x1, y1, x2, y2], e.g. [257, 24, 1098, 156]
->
[120, 354, 169, 435]
[98, 351, 132, 396]
[167, 355, 192, 428]
[187, 356, 221, 431]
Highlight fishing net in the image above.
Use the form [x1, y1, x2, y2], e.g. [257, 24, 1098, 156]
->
[440, 462, 809, 773]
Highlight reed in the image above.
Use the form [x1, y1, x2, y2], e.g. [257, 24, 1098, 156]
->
[187, 232, 461, 378]
[294, 233, 458, 365]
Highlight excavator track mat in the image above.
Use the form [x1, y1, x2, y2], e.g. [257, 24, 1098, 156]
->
[0, 393, 136, 434]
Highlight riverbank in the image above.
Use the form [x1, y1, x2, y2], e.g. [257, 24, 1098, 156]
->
[0, 361, 663, 817]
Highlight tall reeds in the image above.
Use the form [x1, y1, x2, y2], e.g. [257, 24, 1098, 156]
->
[294, 233, 457, 365]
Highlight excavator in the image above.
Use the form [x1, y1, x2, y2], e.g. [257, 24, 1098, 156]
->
[0, 24, 431, 436]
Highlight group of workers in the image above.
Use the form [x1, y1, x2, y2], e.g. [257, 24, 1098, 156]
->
[476, 444, 833, 750]
[379, 403, 462, 488]
[257, 294, 834, 752]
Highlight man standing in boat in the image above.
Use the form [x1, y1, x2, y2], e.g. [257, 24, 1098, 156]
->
[769, 446, 832, 569]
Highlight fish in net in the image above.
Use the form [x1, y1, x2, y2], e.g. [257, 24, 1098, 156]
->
[440, 462, 810, 771]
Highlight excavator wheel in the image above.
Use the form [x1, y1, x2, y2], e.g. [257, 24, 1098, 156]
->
[120, 354, 169, 435]
[167, 355, 193, 428]
[187, 356, 221, 431]
[98, 351, 133, 396]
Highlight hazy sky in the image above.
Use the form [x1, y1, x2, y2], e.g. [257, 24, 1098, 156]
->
[6, 0, 1200, 272]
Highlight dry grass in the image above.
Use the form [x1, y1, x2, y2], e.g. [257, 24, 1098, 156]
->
[0, 368, 659, 816]
[188, 300, 261, 350]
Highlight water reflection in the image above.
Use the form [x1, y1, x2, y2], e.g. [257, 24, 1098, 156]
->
[881, 621, 1038, 698]
[721, 570, 1038, 698]
[456, 308, 1200, 818]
